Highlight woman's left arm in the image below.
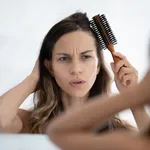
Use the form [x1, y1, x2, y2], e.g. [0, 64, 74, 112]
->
[48, 130, 150, 150]
[111, 52, 150, 130]
[131, 106, 150, 131]
[46, 81, 150, 150]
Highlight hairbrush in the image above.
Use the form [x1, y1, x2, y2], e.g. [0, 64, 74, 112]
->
[90, 14, 150, 137]
[90, 14, 120, 63]
[90, 14, 130, 86]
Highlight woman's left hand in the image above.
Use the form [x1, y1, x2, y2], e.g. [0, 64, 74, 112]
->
[110, 52, 138, 92]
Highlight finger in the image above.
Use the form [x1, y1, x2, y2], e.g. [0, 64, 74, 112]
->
[118, 67, 135, 80]
[112, 52, 126, 60]
[122, 74, 136, 86]
[113, 52, 133, 67]
[115, 59, 129, 73]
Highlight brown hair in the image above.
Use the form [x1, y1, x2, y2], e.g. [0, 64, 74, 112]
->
[29, 12, 131, 133]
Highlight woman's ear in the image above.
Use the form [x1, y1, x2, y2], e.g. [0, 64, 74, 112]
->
[44, 59, 54, 77]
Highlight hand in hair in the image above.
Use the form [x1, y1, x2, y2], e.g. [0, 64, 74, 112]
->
[0, 58, 40, 132]
[29, 58, 40, 92]
[110, 52, 138, 92]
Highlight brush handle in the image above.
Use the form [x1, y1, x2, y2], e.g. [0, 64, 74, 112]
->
[107, 44, 131, 86]
[107, 44, 120, 63]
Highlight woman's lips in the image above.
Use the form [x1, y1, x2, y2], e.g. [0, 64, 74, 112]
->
[70, 80, 86, 87]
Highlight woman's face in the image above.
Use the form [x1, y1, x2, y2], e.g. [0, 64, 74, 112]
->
[51, 31, 100, 98]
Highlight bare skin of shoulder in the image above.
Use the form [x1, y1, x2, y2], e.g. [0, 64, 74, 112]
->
[1, 109, 31, 133]
[18, 109, 31, 133]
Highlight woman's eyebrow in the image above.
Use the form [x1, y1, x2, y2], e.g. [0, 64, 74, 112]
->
[56, 53, 70, 56]
[56, 50, 94, 56]
[81, 50, 94, 54]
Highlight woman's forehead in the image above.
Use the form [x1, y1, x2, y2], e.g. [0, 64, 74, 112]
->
[53, 31, 96, 53]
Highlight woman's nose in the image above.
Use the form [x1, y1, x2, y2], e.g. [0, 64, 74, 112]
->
[69, 61, 83, 75]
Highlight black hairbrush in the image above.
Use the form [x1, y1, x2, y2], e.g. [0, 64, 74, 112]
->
[90, 14, 119, 63]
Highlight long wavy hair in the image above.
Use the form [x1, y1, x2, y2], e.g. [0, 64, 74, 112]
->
[29, 12, 132, 133]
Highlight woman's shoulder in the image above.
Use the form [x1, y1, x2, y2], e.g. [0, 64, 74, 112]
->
[18, 108, 32, 117]
[18, 108, 32, 133]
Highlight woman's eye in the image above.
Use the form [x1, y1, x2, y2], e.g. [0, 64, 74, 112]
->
[82, 55, 92, 59]
[59, 57, 70, 61]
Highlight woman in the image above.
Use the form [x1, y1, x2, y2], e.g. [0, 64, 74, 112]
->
[0, 12, 148, 134]
[46, 67, 150, 150]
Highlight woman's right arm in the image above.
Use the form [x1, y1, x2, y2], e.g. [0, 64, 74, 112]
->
[0, 59, 39, 133]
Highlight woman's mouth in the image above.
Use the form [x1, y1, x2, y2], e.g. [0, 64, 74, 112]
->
[70, 80, 86, 87]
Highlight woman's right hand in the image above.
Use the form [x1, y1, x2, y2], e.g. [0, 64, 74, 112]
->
[28, 58, 40, 93]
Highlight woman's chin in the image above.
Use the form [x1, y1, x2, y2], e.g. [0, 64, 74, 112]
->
[68, 91, 89, 98]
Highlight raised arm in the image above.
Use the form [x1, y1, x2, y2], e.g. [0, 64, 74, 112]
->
[46, 68, 150, 150]
[111, 52, 150, 131]
[0, 59, 39, 132]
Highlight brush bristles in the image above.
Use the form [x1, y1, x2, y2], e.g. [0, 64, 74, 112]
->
[89, 14, 117, 50]
[99, 14, 117, 45]
[90, 20, 107, 50]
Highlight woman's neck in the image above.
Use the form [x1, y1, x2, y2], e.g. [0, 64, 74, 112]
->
[61, 92, 89, 110]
